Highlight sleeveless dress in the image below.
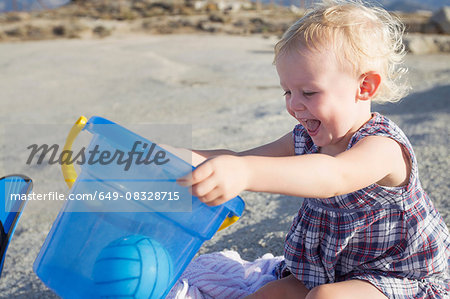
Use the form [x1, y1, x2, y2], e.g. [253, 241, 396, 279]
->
[275, 112, 450, 298]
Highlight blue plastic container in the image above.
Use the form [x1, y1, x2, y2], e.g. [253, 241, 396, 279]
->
[33, 116, 244, 299]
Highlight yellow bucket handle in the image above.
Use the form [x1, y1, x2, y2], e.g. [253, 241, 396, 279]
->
[62, 116, 87, 188]
[62, 116, 238, 230]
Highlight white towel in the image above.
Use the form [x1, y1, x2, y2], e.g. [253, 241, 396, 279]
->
[166, 250, 283, 299]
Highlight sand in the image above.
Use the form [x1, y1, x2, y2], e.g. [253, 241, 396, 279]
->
[0, 34, 448, 298]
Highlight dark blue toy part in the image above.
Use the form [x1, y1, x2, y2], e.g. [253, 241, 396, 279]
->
[0, 175, 32, 277]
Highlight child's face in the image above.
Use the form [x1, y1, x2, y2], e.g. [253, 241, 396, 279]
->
[276, 47, 370, 151]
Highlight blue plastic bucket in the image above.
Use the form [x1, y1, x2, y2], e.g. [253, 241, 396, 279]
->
[33, 116, 244, 299]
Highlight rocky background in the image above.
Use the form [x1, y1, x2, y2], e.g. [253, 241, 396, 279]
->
[0, 0, 450, 54]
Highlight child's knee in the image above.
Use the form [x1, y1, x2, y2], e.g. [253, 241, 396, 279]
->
[306, 284, 335, 299]
[247, 280, 280, 299]
[306, 280, 387, 299]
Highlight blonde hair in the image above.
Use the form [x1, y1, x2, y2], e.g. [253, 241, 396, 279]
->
[274, 0, 409, 103]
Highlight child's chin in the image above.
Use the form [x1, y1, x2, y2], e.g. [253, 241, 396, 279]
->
[310, 136, 327, 147]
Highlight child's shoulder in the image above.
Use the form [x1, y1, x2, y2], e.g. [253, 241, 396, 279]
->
[350, 112, 411, 149]
[357, 112, 397, 135]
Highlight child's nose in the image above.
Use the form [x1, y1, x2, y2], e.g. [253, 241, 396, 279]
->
[289, 96, 306, 112]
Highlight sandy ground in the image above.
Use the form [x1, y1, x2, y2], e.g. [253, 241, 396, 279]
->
[0, 34, 448, 298]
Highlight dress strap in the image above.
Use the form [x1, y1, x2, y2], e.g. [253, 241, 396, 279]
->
[293, 124, 318, 155]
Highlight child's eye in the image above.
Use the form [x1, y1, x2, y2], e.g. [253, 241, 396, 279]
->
[303, 91, 317, 97]
[283, 91, 291, 96]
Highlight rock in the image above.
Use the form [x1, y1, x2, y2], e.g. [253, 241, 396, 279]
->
[249, 17, 267, 33]
[289, 5, 304, 16]
[52, 25, 65, 36]
[404, 34, 438, 54]
[66, 22, 88, 38]
[93, 25, 111, 38]
[404, 33, 450, 54]
[197, 20, 224, 33]
[147, 2, 174, 15]
[3, 24, 50, 40]
[179, 6, 196, 16]
[421, 22, 441, 34]
[52, 23, 81, 38]
[233, 19, 246, 27]
[4, 27, 25, 38]
[431, 7, 450, 34]
[435, 35, 450, 52]
[0, 12, 31, 23]
[205, 2, 219, 12]
[25, 25, 48, 40]
[209, 13, 225, 23]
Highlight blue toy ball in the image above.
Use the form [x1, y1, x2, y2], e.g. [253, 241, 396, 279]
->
[93, 235, 172, 299]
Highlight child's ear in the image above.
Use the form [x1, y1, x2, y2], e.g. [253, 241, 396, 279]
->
[357, 72, 381, 101]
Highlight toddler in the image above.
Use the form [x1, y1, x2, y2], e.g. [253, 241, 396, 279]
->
[178, 0, 450, 298]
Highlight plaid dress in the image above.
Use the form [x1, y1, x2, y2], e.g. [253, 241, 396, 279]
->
[276, 112, 450, 298]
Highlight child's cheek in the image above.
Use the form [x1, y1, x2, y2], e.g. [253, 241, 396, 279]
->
[285, 100, 295, 118]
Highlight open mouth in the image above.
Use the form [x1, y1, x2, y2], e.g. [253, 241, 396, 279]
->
[305, 119, 321, 136]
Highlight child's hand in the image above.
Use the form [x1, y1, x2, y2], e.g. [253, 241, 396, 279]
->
[177, 155, 249, 206]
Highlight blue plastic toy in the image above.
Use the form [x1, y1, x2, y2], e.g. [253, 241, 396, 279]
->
[93, 235, 172, 299]
[0, 175, 32, 278]
[33, 116, 244, 299]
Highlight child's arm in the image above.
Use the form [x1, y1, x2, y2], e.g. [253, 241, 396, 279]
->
[178, 135, 410, 206]
[244, 135, 409, 197]
[195, 132, 295, 158]
[163, 132, 295, 166]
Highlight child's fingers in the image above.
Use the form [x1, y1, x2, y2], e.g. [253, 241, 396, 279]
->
[197, 187, 225, 206]
[191, 176, 217, 198]
[177, 161, 213, 187]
